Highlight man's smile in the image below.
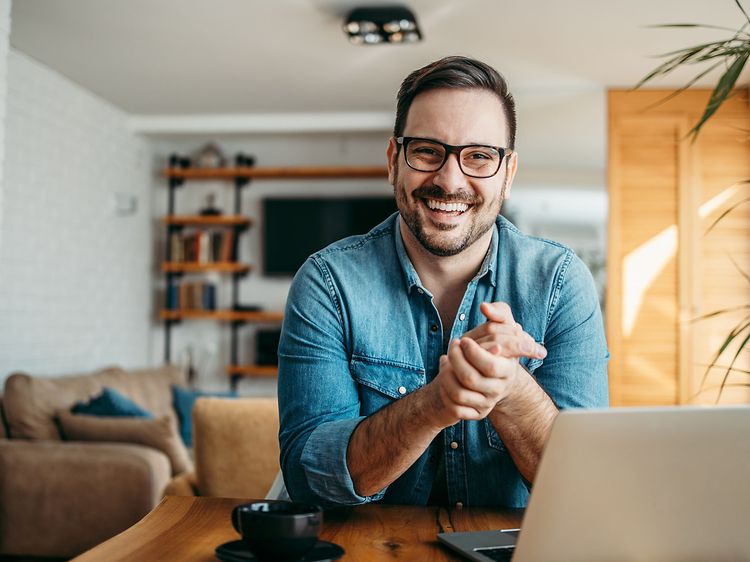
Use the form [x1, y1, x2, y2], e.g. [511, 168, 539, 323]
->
[424, 198, 471, 214]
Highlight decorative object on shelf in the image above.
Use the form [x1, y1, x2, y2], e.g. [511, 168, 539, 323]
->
[199, 193, 222, 216]
[343, 5, 422, 45]
[169, 154, 191, 169]
[177, 343, 216, 387]
[235, 152, 255, 168]
[193, 142, 227, 168]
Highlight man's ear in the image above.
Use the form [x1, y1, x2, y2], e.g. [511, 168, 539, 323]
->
[386, 137, 398, 185]
[501, 151, 518, 200]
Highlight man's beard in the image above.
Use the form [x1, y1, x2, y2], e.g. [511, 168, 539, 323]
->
[394, 180, 502, 257]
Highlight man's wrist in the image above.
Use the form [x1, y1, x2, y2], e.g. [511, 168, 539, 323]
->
[492, 362, 534, 414]
[411, 383, 451, 433]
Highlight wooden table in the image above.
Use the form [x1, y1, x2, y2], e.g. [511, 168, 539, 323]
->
[73, 496, 524, 561]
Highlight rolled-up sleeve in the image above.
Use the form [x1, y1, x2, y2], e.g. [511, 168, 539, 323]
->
[278, 257, 386, 506]
[535, 252, 610, 409]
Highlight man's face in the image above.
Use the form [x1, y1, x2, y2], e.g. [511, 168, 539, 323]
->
[387, 88, 517, 257]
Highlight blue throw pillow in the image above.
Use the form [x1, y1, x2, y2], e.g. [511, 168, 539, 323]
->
[72, 387, 153, 418]
[172, 385, 236, 447]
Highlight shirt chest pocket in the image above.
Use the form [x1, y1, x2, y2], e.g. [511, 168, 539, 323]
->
[350, 355, 425, 414]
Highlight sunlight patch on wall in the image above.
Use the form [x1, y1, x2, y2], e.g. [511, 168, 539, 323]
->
[699, 184, 742, 219]
[622, 226, 677, 337]
[620, 185, 743, 338]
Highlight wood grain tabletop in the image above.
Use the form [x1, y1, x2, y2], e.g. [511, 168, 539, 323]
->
[73, 496, 524, 561]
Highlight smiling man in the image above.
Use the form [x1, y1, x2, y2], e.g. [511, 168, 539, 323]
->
[278, 56, 609, 508]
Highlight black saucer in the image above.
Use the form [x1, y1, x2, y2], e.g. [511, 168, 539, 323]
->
[215, 539, 344, 562]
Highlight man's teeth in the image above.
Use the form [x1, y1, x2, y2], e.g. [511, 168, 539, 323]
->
[425, 199, 469, 212]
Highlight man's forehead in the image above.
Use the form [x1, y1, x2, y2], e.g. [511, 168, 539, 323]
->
[403, 88, 509, 146]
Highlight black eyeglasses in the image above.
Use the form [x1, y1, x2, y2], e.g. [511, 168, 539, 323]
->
[396, 137, 513, 179]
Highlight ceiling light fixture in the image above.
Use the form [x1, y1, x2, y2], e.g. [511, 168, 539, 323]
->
[344, 5, 422, 45]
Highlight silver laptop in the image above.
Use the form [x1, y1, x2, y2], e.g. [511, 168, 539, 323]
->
[438, 406, 750, 562]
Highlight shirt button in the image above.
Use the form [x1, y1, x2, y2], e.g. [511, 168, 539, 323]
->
[398, 386, 407, 395]
[459, 313, 466, 321]
[417, 288, 424, 294]
[430, 324, 438, 332]
[450, 441, 459, 450]
[455, 501, 464, 509]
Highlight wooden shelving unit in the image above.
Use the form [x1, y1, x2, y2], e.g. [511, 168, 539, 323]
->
[161, 262, 251, 274]
[161, 157, 388, 390]
[226, 365, 278, 378]
[160, 310, 283, 323]
[163, 165, 387, 180]
[163, 215, 252, 227]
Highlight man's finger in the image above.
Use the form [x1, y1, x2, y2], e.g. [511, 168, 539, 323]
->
[480, 301, 514, 324]
[473, 335, 546, 360]
[447, 340, 502, 395]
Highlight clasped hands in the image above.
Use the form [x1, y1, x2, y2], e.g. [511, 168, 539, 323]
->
[426, 302, 547, 429]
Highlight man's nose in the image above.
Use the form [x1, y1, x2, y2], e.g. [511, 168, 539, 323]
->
[432, 153, 467, 192]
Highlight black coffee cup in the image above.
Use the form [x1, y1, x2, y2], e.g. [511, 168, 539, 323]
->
[231, 500, 323, 561]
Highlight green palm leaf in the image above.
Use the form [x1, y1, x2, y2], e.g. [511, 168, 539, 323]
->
[689, 52, 750, 138]
[705, 196, 750, 233]
[716, 329, 750, 403]
[698, 316, 750, 394]
[638, 1, 750, 140]
[693, 304, 750, 321]
[736, 0, 750, 25]
[728, 255, 750, 285]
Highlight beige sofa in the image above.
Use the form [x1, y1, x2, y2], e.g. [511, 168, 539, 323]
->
[0, 364, 190, 558]
[165, 397, 281, 500]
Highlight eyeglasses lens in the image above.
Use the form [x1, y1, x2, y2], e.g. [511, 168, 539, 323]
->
[405, 139, 501, 178]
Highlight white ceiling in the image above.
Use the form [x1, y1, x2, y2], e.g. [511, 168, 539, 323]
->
[9, 0, 749, 116]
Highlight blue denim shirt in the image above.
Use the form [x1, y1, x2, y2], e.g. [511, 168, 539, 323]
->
[278, 213, 608, 508]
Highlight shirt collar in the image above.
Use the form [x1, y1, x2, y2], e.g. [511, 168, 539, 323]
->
[393, 215, 499, 293]
[394, 217, 424, 293]
[475, 224, 498, 287]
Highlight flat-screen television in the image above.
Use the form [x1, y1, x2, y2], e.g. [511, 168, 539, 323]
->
[263, 197, 398, 276]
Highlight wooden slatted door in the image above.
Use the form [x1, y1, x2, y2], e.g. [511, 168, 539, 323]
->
[608, 90, 750, 406]
[692, 117, 750, 404]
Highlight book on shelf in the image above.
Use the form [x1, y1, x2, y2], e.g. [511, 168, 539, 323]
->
[166, 281, 218, 311]
[170, 232, 183, 263]
[166, 282, 180, 310]
[168, 229, 238, 264]
[221, 230, 236, 262]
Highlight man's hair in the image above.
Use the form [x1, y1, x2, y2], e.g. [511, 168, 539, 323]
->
[393, 56, 517, 149]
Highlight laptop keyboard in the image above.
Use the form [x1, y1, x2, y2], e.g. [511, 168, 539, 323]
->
[475, 546, 515, 561]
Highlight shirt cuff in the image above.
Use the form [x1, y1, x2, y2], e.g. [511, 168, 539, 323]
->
[300, 416, 388, 505]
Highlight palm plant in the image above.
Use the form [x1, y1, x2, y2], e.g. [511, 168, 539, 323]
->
[637, 0, 750, 401]
[697, 212, 750, 401]
[636, 0, 750, 138]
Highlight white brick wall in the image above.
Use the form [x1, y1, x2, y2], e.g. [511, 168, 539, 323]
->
[0, 0, 11, 253]
[0, 49, 153, 380]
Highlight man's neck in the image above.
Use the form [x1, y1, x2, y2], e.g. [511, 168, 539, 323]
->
[398, 219, 493, 296]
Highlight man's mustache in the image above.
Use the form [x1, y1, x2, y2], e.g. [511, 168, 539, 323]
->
[411, 185, 480, 205]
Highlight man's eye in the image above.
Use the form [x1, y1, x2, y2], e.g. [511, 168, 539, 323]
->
[465, 150, 494, 160]
[413, 147, 439, 156]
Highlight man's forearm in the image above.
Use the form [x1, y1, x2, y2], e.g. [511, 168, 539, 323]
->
[346, 387, 444, 497]
[489, 367, 558, 483]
